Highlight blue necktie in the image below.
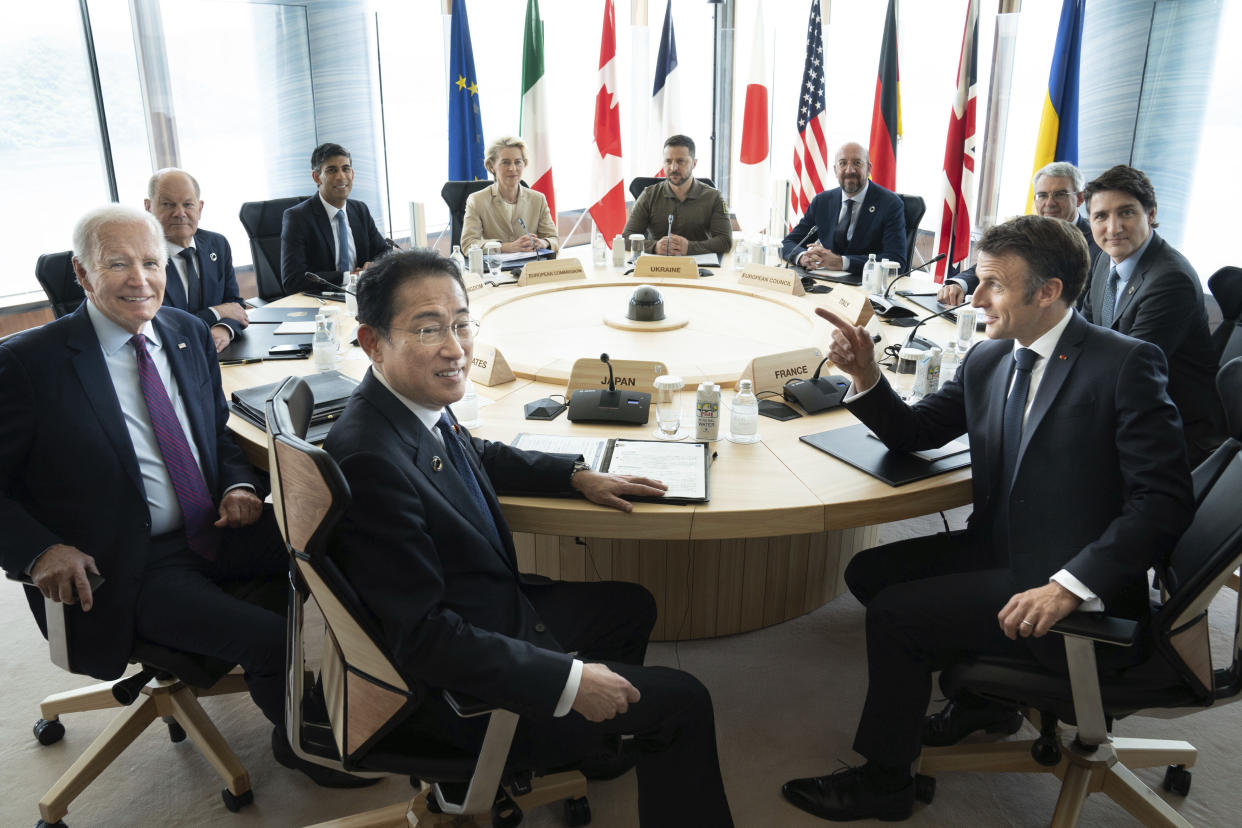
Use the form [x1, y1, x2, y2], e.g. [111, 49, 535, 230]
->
[1099, 267, 1120, 328]
[334, 209, 350, 272]
[435, 413, 503, 550]
[179, 248, 201, 310]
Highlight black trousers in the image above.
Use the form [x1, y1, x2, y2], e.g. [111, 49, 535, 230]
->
[133, 509, 288, 728]
[393, 580, 734, 828]
[844, 532, 1067, 767]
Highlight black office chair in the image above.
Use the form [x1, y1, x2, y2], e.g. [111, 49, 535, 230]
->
[1208, 266, 1242, 366]
[238, 196, 310, 302]
[896, 194, 926, 269]
[627, 176, 715, 201]
[440, 180, 495, 250]
[265, 376, 590, 827]
[1191, 356, 1242, 503]
[35, 251, 86, 319]
[917, 446, 1242, 827]
[15, 574, 285, 826]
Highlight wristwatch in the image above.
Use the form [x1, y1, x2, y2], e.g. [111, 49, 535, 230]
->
[569, 459, 591, 486]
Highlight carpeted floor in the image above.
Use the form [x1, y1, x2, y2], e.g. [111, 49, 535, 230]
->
[4, 507, 1239, 827]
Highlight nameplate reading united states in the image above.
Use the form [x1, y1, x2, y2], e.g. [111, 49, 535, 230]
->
[518, 257, 586, 286]
[633, 255, 698, 279]
[737, 263, 806, 296]
[468, 341, 515, 387]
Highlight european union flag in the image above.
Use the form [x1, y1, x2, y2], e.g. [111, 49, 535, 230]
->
[448, 0, 486, 180]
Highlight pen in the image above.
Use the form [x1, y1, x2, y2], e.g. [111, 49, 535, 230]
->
[219, 357, 262, 366]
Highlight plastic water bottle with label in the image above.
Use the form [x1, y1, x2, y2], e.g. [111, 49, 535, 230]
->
[592, 229, 607, 267]
[345, 272, 359, 316]
[861, 253, 878, 292]
[450, 244, 467, 274]
[313, 316, 336, 371]
[728, 380, 760, 443]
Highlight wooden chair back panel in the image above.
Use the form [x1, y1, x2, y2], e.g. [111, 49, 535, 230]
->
[345, 671, 408, 756]
[321, 627, 348, 757]
[275, 442, 335, 553]
[1168, 614, 1214, 693]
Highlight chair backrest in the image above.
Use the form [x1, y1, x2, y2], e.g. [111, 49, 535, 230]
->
[1218, 356, 1242, 439]
[265, 376, 415, 767]
[440, 180, 494, 249]
[897, 194, 926, 269]
[1153, 449, 1242, 698]
[1209, 267, 1242, 365]
[238, 196, 308, 301]
[35, 251, 86, 318]
[628, 176, 715, 201]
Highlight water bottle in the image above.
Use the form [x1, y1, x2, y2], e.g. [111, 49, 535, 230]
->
[728, 379, 760, 443]
[592, 229, 607, 267]
[468, 245, 484, 276]
[450, 244, 467, 273]
[861, 253, 878, 292]
[454, 378, 481, 428]
[312, 317, 336, 371]
[345, 272, 358, 316]
[695, 382, 721, 441]
[611, 234, 625, 267]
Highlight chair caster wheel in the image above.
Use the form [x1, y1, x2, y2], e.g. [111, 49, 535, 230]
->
[33, 718, 65, 746]
[1030, 738, 1061, 766]
[565, 795, 591, 826]
[1163, 764, 1191, 796]
[914, 774, 936, 804]
[222, 787, 254, 812]
[491, 797, 523, 828]
[166, 721, 187, 743]
[36, 820, 68, 827]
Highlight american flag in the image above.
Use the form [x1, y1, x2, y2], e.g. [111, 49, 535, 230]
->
[934, 0, 980, 281]
[789, 0, 828, 225]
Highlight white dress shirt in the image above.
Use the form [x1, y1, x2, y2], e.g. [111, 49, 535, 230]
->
[165, 241, 233, 340]
[319, 194, 357, 270]
[1105, 230, 1155, 321]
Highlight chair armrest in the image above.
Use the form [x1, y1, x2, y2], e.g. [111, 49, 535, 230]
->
[1050, 612, 1139, 647]
[442, 688, 500, 719]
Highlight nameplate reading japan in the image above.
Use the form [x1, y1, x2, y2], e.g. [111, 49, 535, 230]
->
[737, 263, 806, 296]
[518, 257, 586, 286]
[633, 255, 699, 279]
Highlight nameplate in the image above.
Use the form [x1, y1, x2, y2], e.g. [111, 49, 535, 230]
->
[469, 341, 515, 387]
[823, 285, 874, 327]
[737, 263, 806, 296]
[518, 257, 586, 286]
[461, 268, 486, 294]
[740, 347, 825, 395]
[633, 255, 699, 279]
[566, 357, 668, 396]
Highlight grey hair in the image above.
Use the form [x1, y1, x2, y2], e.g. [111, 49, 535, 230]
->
[147, 167, 202, 201]
[72, 205, 166, 272]
[1033, 161, 1084, 192]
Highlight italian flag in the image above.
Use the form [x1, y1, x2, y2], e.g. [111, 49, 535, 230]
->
[520, 0, 556, 220]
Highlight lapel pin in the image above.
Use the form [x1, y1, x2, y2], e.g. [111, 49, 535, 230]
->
[431, 457, 443, 472]
[209, 252, 218, 262]
[1058, 354, 1067, 360]
[177, 342, 187, 349]
[868, 205, 876, 213]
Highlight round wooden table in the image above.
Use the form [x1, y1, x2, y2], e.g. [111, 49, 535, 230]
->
[224, 251, 973, 640]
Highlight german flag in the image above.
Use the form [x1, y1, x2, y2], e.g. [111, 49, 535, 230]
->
[868, 0, 901, 190]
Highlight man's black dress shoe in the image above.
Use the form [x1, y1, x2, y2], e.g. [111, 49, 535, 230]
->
[271, 728, 382, 788]
[921, 698, 1023, 747]
[782, 766, 914, 822]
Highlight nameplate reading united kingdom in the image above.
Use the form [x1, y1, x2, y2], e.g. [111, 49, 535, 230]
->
[737, 263, 806, 296]
[518, 257, 586, 286]
[633, 255, 698, 279]
[461, 268, 486, 294]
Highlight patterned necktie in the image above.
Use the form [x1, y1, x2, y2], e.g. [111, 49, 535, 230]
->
[334, 209, 350, 272]
[179, 247, 200, 309]
[130, 334, 218, 560]
[832, 199, 855, 253]
[1000, 348, 1040, 489]
[1100, 267, 1120, 328]
[435, 413, 503, 550]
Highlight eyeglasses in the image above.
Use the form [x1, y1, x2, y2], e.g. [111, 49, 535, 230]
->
[835, 159, 867, 171]
[392, 319, 479, 347]
[1034, 190, 1077, 202]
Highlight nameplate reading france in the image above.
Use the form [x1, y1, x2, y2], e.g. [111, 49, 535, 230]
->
[633, 255, 698, 279]
[737, 263, 806, 296]
[519, 257, 586, 286]
[746, 347, 825, 394]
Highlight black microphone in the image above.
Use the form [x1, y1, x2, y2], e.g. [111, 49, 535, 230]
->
[904, 299, 970, 352]
[869, 253, 948, 318]
[304, 271, 355, 296]
[600, 352, 616, 392]
[783, 352, 851, 414]
[383, 237, 401, 251]
[786, 225, 818, 266]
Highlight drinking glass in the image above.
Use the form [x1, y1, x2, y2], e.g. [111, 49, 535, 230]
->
[653, 375, 686, 440]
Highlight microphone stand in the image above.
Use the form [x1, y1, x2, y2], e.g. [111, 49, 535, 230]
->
[868, 253, 948, 318]
[905, 299, 970, 352]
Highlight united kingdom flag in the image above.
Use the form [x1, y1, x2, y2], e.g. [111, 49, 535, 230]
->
[935, 0, 980, 281]
[789, 0, 828, 227]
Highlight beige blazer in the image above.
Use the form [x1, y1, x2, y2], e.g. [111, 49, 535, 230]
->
[460, 183, 560, 252]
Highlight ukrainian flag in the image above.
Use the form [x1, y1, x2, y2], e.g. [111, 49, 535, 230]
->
[1026, 0, 1084, 213]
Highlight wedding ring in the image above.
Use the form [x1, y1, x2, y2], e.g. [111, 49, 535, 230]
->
[1021, 619, 1034, 627]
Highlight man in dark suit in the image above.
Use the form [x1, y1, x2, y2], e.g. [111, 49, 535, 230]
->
[782, 215, 1193, 822]
[0, 206, 369, 788]
[1081, 164, 1224, 467]
[938, 161, 1101, 305]
[323, 249, 734, 826]
[145, 168, 249, 353]
[780, 141, 907, 277]
[280, 142, 389, 295]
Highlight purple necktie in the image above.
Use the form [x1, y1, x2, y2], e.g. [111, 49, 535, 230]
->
[130, 333, 218, 560]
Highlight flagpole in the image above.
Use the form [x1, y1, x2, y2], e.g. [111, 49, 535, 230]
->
[975, 2, 1021, 231]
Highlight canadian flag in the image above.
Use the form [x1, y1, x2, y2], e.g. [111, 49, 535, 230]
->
[735, 3, 771, 236]
[589, 0, 626, 246]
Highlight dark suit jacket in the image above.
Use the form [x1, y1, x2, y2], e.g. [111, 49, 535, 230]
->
[323, 370, 579, 718]
[847, 311, 1193, 619]
[1081, 232, 1224, 459]
[780, 181, 907, 276]
[955, 216, 1101, 301]
[163, 228, 244, 336]
[0, 305, 260, 679]
[280, 196, 389, 294]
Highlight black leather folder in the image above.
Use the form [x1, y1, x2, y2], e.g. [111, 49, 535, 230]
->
[800, 423, 970, 486]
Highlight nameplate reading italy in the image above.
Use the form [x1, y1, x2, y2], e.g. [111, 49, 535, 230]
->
[633, 255, 698, 279]
[518, 257, 586, 286]
[737, 263, 806, 296]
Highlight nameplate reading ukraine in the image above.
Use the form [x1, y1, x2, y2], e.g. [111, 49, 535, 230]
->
[518, 257, 586, 286]
[633, 255, 698, 279]
[737, 263, 806, 296]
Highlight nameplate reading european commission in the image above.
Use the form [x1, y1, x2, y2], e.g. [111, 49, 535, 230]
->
[518, 257, 586, 286]
[633, 255, 699, 279]
[737, 263, 806, 296]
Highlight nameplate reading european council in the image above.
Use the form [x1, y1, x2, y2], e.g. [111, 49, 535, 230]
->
[519, 257, 586, 286]
[737, 263, 806, 296]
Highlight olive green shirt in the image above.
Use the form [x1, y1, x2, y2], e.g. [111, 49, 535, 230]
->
[622, 179, 733, 255]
